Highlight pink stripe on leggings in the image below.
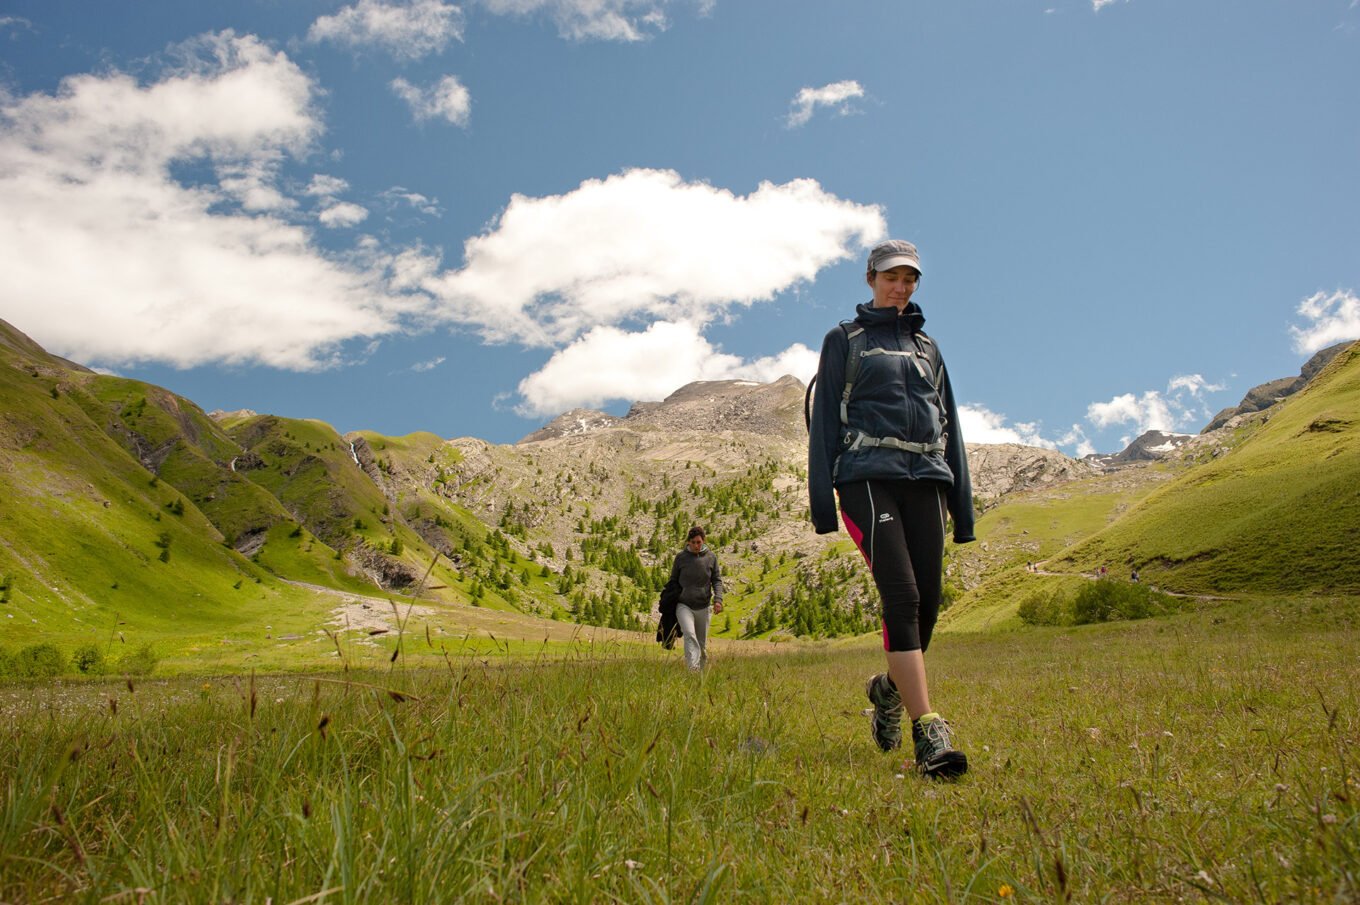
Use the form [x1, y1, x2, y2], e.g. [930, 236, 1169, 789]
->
[841, 509, 889, 651]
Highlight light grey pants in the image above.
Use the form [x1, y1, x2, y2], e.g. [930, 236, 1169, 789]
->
[675, 603, 710, 670]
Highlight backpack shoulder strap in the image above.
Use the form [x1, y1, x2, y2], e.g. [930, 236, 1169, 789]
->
[839, 324, 867, 426]
[804, 321, 862, 431]
[914, 331, 943, 392]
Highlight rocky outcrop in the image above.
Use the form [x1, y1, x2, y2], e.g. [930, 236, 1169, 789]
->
[966, 443, 1095, 506]
[519, 408, 622, 443]
[518, 376, 808, 444]
[1202, 341, 1350, 433]
[622, 375, 806, 439]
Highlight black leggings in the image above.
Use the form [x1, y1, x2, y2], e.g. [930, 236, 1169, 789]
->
[837, 479, 947, 653]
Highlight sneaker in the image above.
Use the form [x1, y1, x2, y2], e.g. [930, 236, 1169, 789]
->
[912, 714, 968, 779]
[865, 673, 904, 752]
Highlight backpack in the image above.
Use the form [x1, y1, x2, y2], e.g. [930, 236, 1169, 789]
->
[804, 322, 947, 455]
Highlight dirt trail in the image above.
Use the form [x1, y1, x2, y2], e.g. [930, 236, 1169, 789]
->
[1023, 563, 1234, 601]
[282, 580, 771, 650]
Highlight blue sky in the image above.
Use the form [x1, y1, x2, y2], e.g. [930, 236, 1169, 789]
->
[2, 0, 1357, 455]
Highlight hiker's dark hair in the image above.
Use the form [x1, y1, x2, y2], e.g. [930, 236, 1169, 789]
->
[687, 525, 706, 541]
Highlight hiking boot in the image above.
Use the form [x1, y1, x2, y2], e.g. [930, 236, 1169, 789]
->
[865, 673, 904, 752]
[912, 714, 968, 779]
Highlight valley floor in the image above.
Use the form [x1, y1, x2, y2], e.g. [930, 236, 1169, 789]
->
[2, 594, 1357, 902]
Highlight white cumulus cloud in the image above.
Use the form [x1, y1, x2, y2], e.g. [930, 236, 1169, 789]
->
[475, 0, 685, 42]
[306, 174, 350, 197]
[0, 31, 426, 371]
[1289, 289, 1360, 354]
[957, 404, 1060, 450]
[425, 167, 885, 348]
[515, 320, 818, 417]
[1085, 371, 1223, 445]
[786, 80, 865, 128]
[319, 201, 370, 228]
[391, 75, 471, 125]
[308, 0, 465, 60]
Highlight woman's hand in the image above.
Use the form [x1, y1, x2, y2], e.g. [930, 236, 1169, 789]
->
[713, 600, 723, 615]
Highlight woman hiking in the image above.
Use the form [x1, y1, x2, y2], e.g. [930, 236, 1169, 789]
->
[667, 525, 724, 671]
[807, 239, 976, 779]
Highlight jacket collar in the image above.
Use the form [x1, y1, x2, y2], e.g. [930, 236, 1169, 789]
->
[854, 300, 925, 333]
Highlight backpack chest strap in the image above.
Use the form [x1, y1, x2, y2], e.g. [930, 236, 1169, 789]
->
[842, 431, 947, 455]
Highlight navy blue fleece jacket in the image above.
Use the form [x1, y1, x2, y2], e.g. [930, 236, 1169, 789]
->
[807, 300, 975, 542]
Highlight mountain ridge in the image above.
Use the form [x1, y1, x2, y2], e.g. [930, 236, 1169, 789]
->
[3, 314, 1357, 673]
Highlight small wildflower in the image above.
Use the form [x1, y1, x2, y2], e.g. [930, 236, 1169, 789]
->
[624, 860, 642, 871]
[999, 884, 1015, 898]
[1086, 727, 1100, 740]
[1321, 813, 1337, 825]
[1162, 730, 1174, 738]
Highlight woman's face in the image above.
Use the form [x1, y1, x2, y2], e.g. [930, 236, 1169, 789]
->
[687, 535, 704, 552]
[867, 265, 920, 312]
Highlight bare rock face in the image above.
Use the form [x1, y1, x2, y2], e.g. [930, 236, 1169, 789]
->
[518, 376, 808, 445]
[519, 409, 623, 443]
[1202, 341, 1351, 433]
[622, 376, 806, 439]
[966, 443, 1094, 507]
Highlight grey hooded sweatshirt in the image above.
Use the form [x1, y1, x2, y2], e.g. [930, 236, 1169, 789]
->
[668, 545, 724, 610]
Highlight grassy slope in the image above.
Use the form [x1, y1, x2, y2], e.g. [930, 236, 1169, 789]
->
[1051, 342, 1360, 594]
[940, 342, 1360, 633]
[0, 347, 337, 658]
[941, 469, 1175, 633]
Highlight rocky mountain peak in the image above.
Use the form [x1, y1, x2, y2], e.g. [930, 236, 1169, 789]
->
[623, 376, 806, 438]
[1083, 430, 1197, 468]
[519, 408, 623, 444]
[518, 375, 807, 444]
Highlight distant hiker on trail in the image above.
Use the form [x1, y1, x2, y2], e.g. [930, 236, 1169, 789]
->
[807, 239, 975, 780]
[667, 525, 724, 671]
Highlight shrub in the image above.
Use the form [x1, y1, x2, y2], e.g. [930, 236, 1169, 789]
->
[72, 643, 106, 674]
[940, 576, 964, 612]
[1073, 579, 1184, 624]
[114, 643, 159, 677]
[15, 643, 66, 678]
[1018, 587, 1075, 626]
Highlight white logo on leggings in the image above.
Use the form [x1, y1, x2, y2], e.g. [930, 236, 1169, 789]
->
[878, 512, 893, 523]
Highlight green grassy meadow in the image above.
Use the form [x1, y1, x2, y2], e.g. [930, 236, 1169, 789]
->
[3, 594, 1356, 903]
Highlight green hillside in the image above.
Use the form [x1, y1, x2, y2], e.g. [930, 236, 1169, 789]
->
[1050, 342, 1360, 594]
[0, 328, 332, 663]
[939, 341, 1360, 632]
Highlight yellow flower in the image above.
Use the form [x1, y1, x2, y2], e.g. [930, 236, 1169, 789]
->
[998, 884, 1015, 898]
